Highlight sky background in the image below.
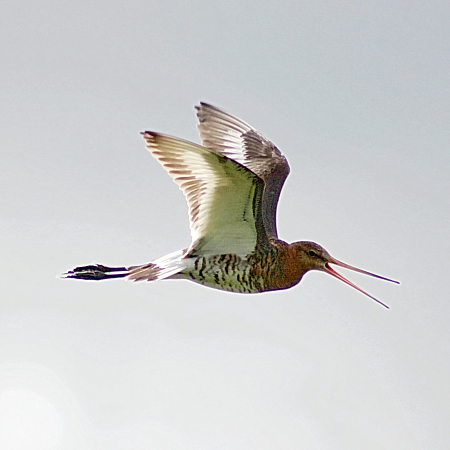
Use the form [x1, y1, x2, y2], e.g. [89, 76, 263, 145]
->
[1, 0, 449, 448]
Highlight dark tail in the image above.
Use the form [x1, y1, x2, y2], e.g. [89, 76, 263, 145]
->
[61, 264, 129, 281]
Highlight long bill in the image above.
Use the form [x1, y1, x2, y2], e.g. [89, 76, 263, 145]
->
[325, 258, 400, 309]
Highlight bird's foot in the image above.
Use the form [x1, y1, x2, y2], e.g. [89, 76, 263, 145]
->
[61, 264, 128, 280]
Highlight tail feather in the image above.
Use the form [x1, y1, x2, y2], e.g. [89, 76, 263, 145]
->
[126, 262, 162, 282]
[127, 249, 186, 282]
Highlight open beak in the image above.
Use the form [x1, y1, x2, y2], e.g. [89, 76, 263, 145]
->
[325, 258, 399, 309]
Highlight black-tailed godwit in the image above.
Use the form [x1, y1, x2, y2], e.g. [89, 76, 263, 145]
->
[63, 103, 398, 307]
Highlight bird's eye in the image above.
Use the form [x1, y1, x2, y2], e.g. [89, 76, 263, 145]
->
[308, 250, 318, 257]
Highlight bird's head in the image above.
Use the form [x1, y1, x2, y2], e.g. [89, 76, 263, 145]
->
[293, 241, 399, 308]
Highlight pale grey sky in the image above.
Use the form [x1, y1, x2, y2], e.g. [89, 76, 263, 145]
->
[1, 0, 449, 449]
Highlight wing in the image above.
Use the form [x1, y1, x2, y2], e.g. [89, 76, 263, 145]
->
[196, 103, 290, 239]
[142, 132, 269, 257]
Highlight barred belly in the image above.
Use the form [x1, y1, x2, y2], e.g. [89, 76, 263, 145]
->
[181, 254, 266, 293]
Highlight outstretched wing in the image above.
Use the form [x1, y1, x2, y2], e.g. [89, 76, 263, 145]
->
[142, 132, 269, 257]
[196, 103, 290, 239]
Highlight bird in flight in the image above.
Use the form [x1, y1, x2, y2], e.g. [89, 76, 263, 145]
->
[63, 103, 398, 307]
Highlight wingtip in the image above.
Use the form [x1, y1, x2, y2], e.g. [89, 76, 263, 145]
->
[195, 103, 204, 115]
[196, 102, 216, 112]
[141, 131, 161, 143]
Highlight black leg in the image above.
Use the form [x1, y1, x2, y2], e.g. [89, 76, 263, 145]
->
[62, 264, 128, 280]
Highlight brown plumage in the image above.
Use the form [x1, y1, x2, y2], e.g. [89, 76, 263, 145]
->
[63, 103, 399, 307]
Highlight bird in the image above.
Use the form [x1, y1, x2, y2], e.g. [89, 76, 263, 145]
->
[63, 102, 399, 308]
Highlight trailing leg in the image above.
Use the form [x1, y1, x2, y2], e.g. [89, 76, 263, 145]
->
[62, 264, 129, 280]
